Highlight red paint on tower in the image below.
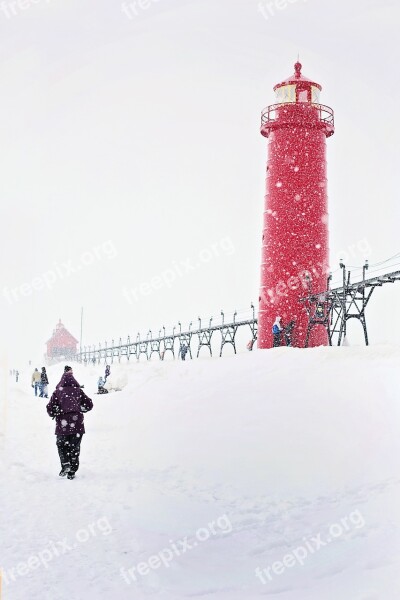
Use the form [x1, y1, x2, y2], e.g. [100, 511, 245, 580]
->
[46, 319, 78, 360]
[258, 62, 334, 349]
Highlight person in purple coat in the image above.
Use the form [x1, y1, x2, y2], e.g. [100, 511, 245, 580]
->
[46, 370, 93, 480]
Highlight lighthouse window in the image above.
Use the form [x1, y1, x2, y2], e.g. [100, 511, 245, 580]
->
[275, 84, 295, 103]
[298, 90, 308, 102]
[298, 90, 308, 103]
[311, 86, 320, 103]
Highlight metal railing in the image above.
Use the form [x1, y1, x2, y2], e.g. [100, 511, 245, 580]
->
[75, 261, 400, 362]
[75, 305, 258, 364]
[261, 102, 335, 129]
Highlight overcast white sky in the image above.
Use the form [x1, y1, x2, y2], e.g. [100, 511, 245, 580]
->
[1, 0, 399, 364]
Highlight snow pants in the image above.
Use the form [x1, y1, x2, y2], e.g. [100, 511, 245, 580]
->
[285, 334, 292, 347]
[39, 384, 48, 398]
[273, 333, 281, 348]
[56, 434, 83, 474]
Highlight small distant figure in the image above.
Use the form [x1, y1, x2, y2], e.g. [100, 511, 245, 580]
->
[105, 365, 111, 381]
[246, 340, 255, 351]
[39, 367, 49, 398]
[284, 320, 295, 347]
[97, 376, 108, 394]
[180, 344, 188, 361]
[15, 370, 19, 383]
[31, 368, 41, 396]
[92, 357, 96, 365]
[272, 316, 283, 347]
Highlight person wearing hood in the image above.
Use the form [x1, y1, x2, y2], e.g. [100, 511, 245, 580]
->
[272, 316, 283, 347]
[39, 367, 49, 398]
[46, 370, 93, 480]
[56, 366, 84, 390]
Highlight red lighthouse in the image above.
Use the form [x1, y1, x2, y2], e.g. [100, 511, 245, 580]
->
[258, 62, 334, 349]
[46, 319, 78, 362]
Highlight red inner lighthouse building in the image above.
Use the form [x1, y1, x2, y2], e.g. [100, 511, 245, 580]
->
[258, 62, 335, 349]
[46, 319, 78, 361]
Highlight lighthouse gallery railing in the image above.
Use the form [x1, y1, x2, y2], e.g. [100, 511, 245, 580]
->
[261, 102, 335, 129]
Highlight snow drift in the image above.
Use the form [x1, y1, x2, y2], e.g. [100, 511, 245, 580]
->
[1, 345, 400, 599]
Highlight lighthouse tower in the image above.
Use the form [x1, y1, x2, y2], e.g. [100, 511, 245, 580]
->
[258, 61, 334, 349]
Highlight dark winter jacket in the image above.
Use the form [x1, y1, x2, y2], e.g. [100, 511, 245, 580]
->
[41, 370, 49, 385]
[56, 372, 81, 390]
[46, 373, 93, 435]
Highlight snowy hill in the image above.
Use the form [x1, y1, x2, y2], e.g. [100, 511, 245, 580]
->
[1, 347, 400, 599]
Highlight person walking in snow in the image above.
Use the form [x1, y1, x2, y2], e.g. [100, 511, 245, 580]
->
[180, 344, 188, 361]
[46, 370, 93, 480]
[272, 316, 283, 347]
[105, 365, 111, 381]
[246, 339, 255, 351]
[31, 368, 41, 396]
[39, 367, 49, 398]
[284, 320, 295, 347]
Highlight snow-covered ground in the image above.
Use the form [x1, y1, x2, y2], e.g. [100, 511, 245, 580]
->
[1, 346, 400, 599]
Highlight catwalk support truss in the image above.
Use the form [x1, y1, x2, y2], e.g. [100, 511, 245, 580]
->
[302, 263, 400, 347]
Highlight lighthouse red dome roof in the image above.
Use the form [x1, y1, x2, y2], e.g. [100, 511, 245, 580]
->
[274, 61, 322, 92]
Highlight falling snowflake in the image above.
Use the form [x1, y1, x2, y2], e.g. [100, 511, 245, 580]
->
[276, 181, 283, 188]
